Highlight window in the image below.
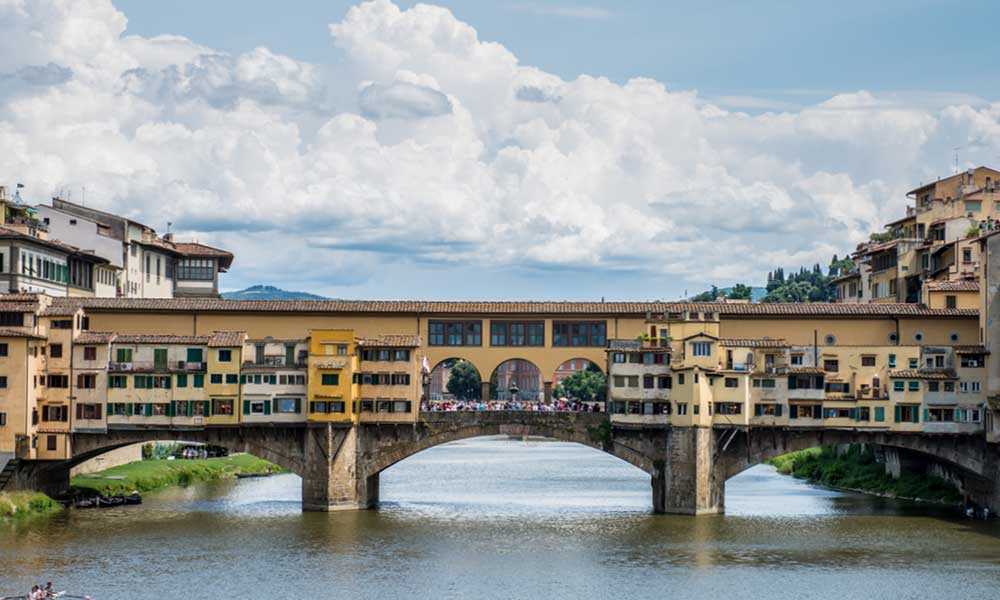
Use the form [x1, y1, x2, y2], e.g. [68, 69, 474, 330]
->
[393, 349, 410, 361]
[211, 399, 234, 415]
[824, 334, 836, 345]
[176, 373, 187, 388]
[944, 381, 955, 392]
[77, 404, 102, 420]
[310, 401, 345, 414]
[691, 342, 712, 357]
[893, 381, 905, 392]
[277, 398, 301, 414]
[888, 353, 896, 368]
[657, 376, 672, 389]
[752, 378, 776, 388]
[225, 374, 238, 384]
[429, 320, 482, 346]
[964, 200, 981, 212]
[889, 332, 898, 343]
[321, 373, 340, 386]
[186, 348, 204, 363]
[49, 344, 62, 358]
[490, 321, 545, 346]
[914, 332, 924, 343]
[790, 354, 803, 366]
[676, 403, 688, 416]
[391, 373, 410, 385]
[927, 381, 939, 392]
[46, 435, 57, 451]
[210, 374, 223, 384]
[908, 358, 918, 368]
[42, 405, 68, 421]
[83, 346, 97, 361]
[176, 259, 216, 280]
[47, 375, 68, 388]
[218, 349, 232, 362]
[76, 374, 96, 389]
[552, 321, 606, 347]
[823, 359, 839, 372]
[116, 348, 133, 363]
[194, 374, 205, 388]
[0, 412, 6, 427]
[825, 382, 850, 394]
[0, 376, 7, 388]
[861, 356, 876, 367]
[109, 375, 127, 388]
[724, 377, 738, 388]
[908, 380, 920, 391]
[0, 343, 7, 358]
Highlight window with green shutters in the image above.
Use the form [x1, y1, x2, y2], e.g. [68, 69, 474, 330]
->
[893, 381, 904, 392]
[177, 373, 187, 388]
[109, 375, 127, 389]
[135, 375, 146, 389]
[186, 348, 203, 363]
[116, 348, 133, 363]
[194, 374, 205, 388]
[875, 407, 885, 422]
[321, 373, 339, 386]
[153, 348, 168, 370]
[908, 381, 919, 391]
[888, 354, 896, 368]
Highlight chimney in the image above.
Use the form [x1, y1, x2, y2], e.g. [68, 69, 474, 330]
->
[163, 233, 174, 243]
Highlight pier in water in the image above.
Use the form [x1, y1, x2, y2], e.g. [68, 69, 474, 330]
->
[3, 436, 1000, 599]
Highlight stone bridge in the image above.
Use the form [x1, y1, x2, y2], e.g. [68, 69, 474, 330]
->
[8, 412, 1000, 514]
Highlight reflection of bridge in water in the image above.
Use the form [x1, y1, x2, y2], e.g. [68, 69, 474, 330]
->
[8, 411, 1000, 515]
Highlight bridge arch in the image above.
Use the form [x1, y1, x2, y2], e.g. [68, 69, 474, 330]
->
[488, 358, 543, 401]
[361, 413, 657, 479]
[428, 357, 483, 401]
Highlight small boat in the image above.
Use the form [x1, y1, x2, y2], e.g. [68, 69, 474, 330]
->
[74, 497, 98, 509]
[96, 495, 124, 508]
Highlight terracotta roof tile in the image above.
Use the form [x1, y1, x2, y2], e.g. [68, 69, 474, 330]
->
[356, 334, 422, 348]
[718, 338, 788, 348]
[208, 331, 246, 347]
[113, 334, 211, 345]
[39, 305, 81, 317]
[927, 280, 979, 292]
[74, 331, 117, 344]
[47, 298, 978, 318]
[0, 328, 46, 339]
[888, 369, 958, 380]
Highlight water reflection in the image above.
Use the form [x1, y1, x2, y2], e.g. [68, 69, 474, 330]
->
[2, 436, 1000, 600]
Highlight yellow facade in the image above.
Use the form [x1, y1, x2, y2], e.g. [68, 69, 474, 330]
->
[307, 330, 357, 423]
[205, 336, 244, 426]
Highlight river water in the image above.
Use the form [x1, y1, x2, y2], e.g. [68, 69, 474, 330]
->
[2, 436, 999, 599]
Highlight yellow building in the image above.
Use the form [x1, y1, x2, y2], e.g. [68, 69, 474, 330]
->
[307, 329, 357, 423]
[205, 331, 246, 426]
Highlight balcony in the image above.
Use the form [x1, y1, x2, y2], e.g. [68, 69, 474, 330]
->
[108, 360, 205, 372]
[243, 356, 308, 369]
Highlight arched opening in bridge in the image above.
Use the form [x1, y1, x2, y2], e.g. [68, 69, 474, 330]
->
[490, 359, 542, 401]
[428, 358, 483, 402]
[379, 435, 650, 513]
[552, 359, 605, 404]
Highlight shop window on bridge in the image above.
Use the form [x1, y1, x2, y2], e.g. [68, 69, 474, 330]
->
[310, 401, 345, 414]
[490, 321, 544, 346]
[789, 404, 820, 419]
[552, 321, 606, 347]
[754, 403, 783, 416]
[276, 398, 301, 413]
[212, 399, 234, 415]
[714, 402, 742, 415]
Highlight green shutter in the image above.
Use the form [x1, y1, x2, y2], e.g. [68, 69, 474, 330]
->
[134, 375, 145, 389]
[240, 374, 246, 384]
[203, 400, 210, 416]
[177, 373, 187, 388]
[754, 404, 762, 416]
[875, 407, 884, 422]
[264, 400, 271, 416]
[187, 400, 194, 417]
[894, 406, 901, 422]
[243, 400, 250, 415]
[775, 404, 783, 417]
[294, 398, 301, 413]
[789, 405, 798, 419]
[144, 403, 152, 417]
[194, 374, 204, 388]
[168, 401, 176, 417]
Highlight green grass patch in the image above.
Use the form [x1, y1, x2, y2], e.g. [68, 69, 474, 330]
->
[70, 454, 284, 496]
[767, 445, 962, 504]
[0, 491, 62, 519]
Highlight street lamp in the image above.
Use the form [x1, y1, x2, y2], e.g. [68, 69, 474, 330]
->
[509, 383, 519, 403]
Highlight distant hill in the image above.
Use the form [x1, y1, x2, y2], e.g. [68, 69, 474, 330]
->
[720, 286, 768, 302]
[222, 285, 328, 301]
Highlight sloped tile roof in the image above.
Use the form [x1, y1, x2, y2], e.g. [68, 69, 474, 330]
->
[74, 331, 117, 344]
[43, 297, 978, 318]
[0, 328, 46, 339]
[718, 338, 788, 348]
[113, 334, 211, 345]
[926, 280, 979, 292]
[208, 330, 246, 347]
[355, 334, 422, 348]
[39, 305, 81, 317]
[888, 369, 958, 380]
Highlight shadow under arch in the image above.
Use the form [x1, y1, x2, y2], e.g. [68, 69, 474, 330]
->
[428, 357, 483, 401]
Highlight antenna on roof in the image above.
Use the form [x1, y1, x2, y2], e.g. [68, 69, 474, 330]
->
[13, 183, 24, 204]
[954, 146, 961, 174]
[167, 221, 173, 233]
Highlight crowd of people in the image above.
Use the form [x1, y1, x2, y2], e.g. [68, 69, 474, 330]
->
[424, 400, 603, 412]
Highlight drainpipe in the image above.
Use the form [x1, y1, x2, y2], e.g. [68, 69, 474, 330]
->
[813, 329, 818, 365]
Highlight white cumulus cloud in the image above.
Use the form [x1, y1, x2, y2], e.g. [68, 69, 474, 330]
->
[0, 0, 999, 298]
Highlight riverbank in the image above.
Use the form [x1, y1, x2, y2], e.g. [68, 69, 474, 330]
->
[71, 454, 283, 496]
[768, 445, 962, 505]
[0, 491, 62, 519]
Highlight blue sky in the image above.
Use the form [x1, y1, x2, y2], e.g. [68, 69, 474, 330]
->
[3, 1, 999, 300]
[115, 0, 1000, 110]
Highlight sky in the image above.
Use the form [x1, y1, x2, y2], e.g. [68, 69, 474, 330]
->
[2, 0, 999, 300]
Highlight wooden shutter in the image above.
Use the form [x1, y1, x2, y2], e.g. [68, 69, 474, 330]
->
[775, 404, 783, 417]
[144, 403, 152, 417]
[894, 406, 901, 423]
[243, 400, 250, 415]
[294, 398, 301, 413]
[264, 400, 271, 416]
[203, 400, 210, 416]
[76, 404, 83, 419]
[789, 405, 798, 419]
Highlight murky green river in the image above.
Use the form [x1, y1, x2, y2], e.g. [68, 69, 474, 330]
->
[2, 436, 999, 599]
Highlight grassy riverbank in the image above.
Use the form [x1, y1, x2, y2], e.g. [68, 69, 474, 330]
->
[71, 454, 284, 496]
[768, 445, 962, 505]
[0, 491, 62, 519]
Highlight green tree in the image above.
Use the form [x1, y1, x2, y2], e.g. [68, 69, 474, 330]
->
[727, 283, 752, 300]
[445, 359, 481, 400]
[554, 369, 606, 403]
